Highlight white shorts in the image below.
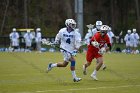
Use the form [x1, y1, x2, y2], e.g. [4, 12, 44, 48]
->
[25, 41, 32, 47]
[131, 42, 138, 47]
[61, 50, 72, 62]
[126, 42, 131, 47]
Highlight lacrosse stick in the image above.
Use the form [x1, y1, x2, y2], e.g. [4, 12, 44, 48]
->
[41, 39, 75, 56]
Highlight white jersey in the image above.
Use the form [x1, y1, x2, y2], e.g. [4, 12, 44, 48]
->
[55, 28, 81, 52]
[124, 34, 133, 47]
[9, 32, 19, 41]
[35, 32, 42, 42]
[9, 32, 19, 46]
[84, 28, 98, 45]
[124, 34, 133, 42]
[131, 33, 139, 43]
[24, 32, 34, 46]
[107, 31, 114, 44]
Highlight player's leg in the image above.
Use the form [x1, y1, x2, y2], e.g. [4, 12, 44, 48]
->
[83, 51, 93, 75]
[91, 57, 103, 80]
[102, 63, 107, 70]
[47, 61, 68, 72]
[46, 51, 70, 72]
[69, 57, 82, 82]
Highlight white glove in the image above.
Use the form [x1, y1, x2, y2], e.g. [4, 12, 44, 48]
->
[71, 50, 78, 56]
[91, 41, 99, 48]
[98, 47, 106, 55]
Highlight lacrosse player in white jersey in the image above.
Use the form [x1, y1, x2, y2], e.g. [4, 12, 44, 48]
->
[124, 30, 133, 53]
[131, 28, 139, 54]
[107, 27, 115, 44]
[84, 21, 102, 45]
[9, 28, 19, 51]
[46, 19, 82, 82]
[24, 30, 34, 52]
[35, 28, 42, 53]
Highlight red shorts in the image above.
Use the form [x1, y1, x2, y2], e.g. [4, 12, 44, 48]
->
[86, 46, 102, 63]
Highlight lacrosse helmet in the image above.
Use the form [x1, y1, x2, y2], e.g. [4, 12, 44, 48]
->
[132, 28, 136, 33]
[100, 25, 109, 36]
[127, 30, 131, 34]
[12, 28, 16, 32]
[96, 21, 103, 30]
[36, 28, 41, 32]
[65, 19, 76, 29]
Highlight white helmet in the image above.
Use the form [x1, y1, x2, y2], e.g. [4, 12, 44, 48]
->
[36, 28, 41, 31]
[65, 19, 76, 29]
[100, 25, 109, 35]
[96, 21, 103, 30]
[133, 28, 136, 33]
[127, 30, 131, 34]
[12, 28, 16, 32]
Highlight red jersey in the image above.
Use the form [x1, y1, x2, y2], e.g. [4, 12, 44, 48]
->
[86, 32, 111, 62]
[89, 32, 110, 50]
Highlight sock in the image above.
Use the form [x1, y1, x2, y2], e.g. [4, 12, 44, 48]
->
[71, 71, 77, 79]
[92, 69, 97, 76]
[51, 63, 57, 67]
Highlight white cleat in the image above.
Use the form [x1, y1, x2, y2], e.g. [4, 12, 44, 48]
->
[46, 63, 53, 73]
[73, 77, 82, 82]
[90, 74, 98, 81]
[83, 65, 87, 75]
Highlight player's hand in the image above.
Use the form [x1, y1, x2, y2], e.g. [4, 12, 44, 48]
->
[71, 50, 78, 56]
[91, 41, 99, 48]
[98, 47, 106, 55]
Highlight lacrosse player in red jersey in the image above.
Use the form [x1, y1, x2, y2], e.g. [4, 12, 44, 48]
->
[46, 19, 82, 82]
[83, 25, 112, 80]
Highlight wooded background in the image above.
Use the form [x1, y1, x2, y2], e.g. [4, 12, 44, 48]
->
[0, 0, 139, 38]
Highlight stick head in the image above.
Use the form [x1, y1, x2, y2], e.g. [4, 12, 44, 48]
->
[41, 39, 51, 45]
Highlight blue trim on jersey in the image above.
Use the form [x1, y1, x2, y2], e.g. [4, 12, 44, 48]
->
[71, 61, 75, 67]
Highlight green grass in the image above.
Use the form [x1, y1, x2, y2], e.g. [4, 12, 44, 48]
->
[0, 52, 140, 93]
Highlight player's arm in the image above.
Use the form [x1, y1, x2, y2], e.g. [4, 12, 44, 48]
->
[90, 34, 99, 48]
[106, 43, 112, 51]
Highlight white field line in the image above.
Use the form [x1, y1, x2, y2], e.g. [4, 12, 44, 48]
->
[35, 84, 140, 93]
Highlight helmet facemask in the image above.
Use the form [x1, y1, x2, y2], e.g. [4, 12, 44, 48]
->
[65, 19, 76, 30]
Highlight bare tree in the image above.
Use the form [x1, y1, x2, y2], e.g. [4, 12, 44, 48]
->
[135, 0, 140, 32]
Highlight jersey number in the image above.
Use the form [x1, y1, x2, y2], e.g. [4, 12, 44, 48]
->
[66, 38, 71, 44]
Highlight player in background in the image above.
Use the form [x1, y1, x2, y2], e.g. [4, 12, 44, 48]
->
[35, 28, 42, 53]
[107, 27, 115, 45]
[124, 30, 133, 53]
[84, 21, 102, 45]
[131, 28, 139, 54]
[46, 19, 82, 82]
[24, 30, 34, 52]
[83, 25, 111, 80]
[9, 28, 19, 52]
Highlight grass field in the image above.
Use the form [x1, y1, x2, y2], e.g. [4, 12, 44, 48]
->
[0, 52, 140, 93]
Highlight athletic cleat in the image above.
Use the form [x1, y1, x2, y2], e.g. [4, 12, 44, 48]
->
[90, 74, 98, 81]
[73, 77, 82, 82]
[46, 63, 52, 73]
[83, 65, 87, 75]
[103, 66, 107, 70]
